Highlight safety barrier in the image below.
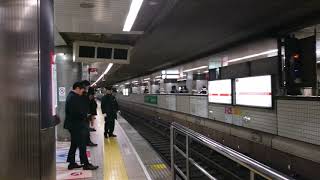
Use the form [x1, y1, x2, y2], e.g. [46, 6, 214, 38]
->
[170, 122, 294, 180]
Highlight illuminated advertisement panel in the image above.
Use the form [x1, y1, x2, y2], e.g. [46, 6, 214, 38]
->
[208, 79, 232, 104]
[123, 89, 129, 96]
[235, 75, 272, 108]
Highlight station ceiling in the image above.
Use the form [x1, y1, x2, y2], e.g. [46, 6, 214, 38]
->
[54, 0, 320, 85]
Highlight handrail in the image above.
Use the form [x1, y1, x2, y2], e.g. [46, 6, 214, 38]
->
[170, 122, 294, 180]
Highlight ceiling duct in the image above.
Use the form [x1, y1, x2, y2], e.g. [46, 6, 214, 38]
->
[73, 41, 131, 64]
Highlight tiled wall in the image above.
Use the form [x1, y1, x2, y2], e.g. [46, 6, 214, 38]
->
[278, 100, 320, 145]
[208, 104, 277, 134]
[118, 94, 320, 146]
[176, 96, 190, 114]
[190, 96, 208, 118]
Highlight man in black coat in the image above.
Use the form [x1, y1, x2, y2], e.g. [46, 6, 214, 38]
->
[80, 80, 97, 147]
[101, 86, 119, 138]
[64, 82, 98, 170]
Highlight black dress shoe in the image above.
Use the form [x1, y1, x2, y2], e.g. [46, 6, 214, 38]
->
[89, 128, 96, 132]
[87, 142, 98, 147]
[109, 134, 117, 137]
[68, 163, 82, 170]
[83, 163, 99, 170]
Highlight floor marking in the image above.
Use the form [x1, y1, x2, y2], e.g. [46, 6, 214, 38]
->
[116, 119, 153, 180]
[104, 137, 129, 180]
[150, 163, 167, 170]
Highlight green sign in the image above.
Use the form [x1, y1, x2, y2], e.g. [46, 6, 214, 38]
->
[144, 95, 158, 105]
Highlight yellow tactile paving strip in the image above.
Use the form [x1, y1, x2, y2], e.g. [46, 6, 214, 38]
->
[104, 137, 129, 180]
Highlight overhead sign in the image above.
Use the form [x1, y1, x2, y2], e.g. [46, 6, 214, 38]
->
[58, 87, 66, 102]
[208, 79, 232, 104]
[235, 75, 272, 108]
[88, 67, 97, 72]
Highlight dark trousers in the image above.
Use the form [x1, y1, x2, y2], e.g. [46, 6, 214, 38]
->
[67, 129, 89, 165]
[85, 120, 92, 144]
[104, 117, 115, 136]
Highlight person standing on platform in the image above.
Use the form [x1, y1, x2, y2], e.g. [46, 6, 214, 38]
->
[80, 80, 97, 147]
[101, 86, 119, 138]
[88, 87, 97, 131]
[64, 82, 99, 170]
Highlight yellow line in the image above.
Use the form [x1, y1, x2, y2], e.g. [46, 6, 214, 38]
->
[104, 137, 128, 180]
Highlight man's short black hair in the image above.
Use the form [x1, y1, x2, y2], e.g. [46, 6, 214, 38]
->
[81, 80, 90, 87]
[73, 82, 85, 90]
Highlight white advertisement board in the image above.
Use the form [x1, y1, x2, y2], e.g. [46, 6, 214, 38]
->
[122, 89, 129, 96]
[235, 75, 272, 108]
[208, 79, 232, 104]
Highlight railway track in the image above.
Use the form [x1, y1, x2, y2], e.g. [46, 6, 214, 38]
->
[120, 108, 267, 180]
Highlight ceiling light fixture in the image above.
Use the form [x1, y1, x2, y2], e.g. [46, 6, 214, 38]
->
[91, 63, 113, 86]
[143, 78, 150, 81]
[183, 66, 208, 73]
[228, 49, 278, 63]
[123, 0, 144, 32]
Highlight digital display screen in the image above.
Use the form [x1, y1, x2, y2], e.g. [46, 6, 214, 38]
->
[114, 48, 128, 60]
[79, 46, 95, 58]
[208, 79, 232, 104]
[97, 47, 112, 59]
[235, 75, 272, 108]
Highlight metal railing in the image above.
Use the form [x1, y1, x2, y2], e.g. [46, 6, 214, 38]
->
[170, 122, 294, 180]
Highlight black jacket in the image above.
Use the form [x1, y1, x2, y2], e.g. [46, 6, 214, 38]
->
[64, 91, 88, 130]
[89, 98, 98, 115]
[101, 94, 119, 119]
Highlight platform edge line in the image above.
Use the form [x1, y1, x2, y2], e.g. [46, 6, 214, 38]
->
[116, 118, 153, 180]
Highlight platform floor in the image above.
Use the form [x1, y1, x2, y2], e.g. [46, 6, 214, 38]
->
[56, 102, 170, 180]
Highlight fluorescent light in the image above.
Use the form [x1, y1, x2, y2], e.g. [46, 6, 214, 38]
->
[125, 82, 130, 85]
[155, 75, 161, 78]
[183, 66, 208, 73]
[132, 80, 138, 83]
[162, 70, 179, 74]
[163, 74, 180, 79]
[123, 0, 143, 32]
[143, 78, 150, 81]
[91, 63, 113, 86]
[203, 70, 209, 73]
[228, 49, 278, 63]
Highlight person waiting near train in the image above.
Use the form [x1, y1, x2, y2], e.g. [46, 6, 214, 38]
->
[200, 86, 207, 94]
[64, 82, 98, 170]
[101, 86, 119, 138]
[170, 85, 179, 93]
[88, 87, 97, 132]
[80, 80, 97, 147]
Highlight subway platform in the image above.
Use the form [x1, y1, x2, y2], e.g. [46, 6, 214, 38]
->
[56, 103, 171, 180]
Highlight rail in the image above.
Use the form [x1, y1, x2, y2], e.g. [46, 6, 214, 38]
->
[170, 122, 294, 180]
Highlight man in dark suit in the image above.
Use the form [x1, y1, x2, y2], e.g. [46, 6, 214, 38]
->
[101, 86, 119, 138]
[64, 82, 98, 170]
[80, 80, 97, 147]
